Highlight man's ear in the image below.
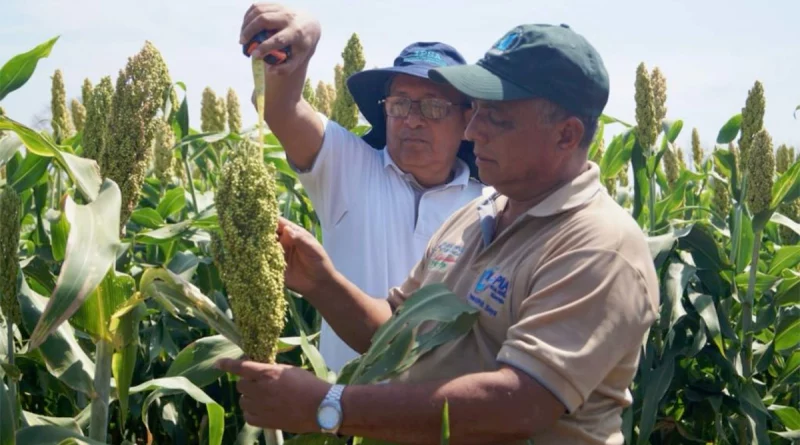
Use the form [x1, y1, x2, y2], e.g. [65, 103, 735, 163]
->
[557, 116, 585, 151]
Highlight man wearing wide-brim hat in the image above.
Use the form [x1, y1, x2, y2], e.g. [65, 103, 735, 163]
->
[239, 3, 486, 374]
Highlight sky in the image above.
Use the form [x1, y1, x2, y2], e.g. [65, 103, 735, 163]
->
[1, 0, 798, 159]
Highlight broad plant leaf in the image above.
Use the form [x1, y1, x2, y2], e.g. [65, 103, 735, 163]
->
[342, 283, 479, 385]
[20, 411, 81, 434]
[27, 179, 122, 350]
[130, 208, 164, 229]
[14, 426, 106, 445]
[166, 335, 244, 388]
[16, 273, 96, 397]
[716, 113, 742, 144]
[636, 356, 675, 445]
[69, 269, 133, 342]
[109, 292, 146, 430]
[600, 130, 635, 179]
[661, 261, 693, 332]
[769, 405, 800, 431]
[129, 376, 224, 445]
[770, 160, 800, 209]
[768, 245, 800, 276]
[0, 36, 59, 101]
[156, 187, 186, 219]
[0, 133, 23, 169]
[139, 268, 242, 346]
[0, 117, 101, 202]
[299, 328, 331, 381]
[0, 381, 14, 445]
[774, 306, 800, 352]
[8, 152, 50, 193]
[688, 291, 724, 354]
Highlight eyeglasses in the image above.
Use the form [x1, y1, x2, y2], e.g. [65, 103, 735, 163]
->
[379, 96, 469, 120]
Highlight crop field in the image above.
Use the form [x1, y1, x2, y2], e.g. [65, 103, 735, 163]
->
[0, 33, 799, 445]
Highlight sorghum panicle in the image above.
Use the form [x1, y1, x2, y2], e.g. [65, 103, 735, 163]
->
[214, 139, 287, 364]
[634, 63, 658, 151]
[51, 69, 74, 142]
[71, 98, 86, 133]
[776, 144, 794, 174]
[154, 119, 176, 186]
[0, 187, 21, 326]
[651, 67, 667, 123]
[226, 88, 242, 134]
[82, 76, 114, 165]
[745, 129, 775, 215]
[739, 81, 765, 167]
[692, 128, 703, 170]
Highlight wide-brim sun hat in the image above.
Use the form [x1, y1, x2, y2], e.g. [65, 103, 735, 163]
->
[346, 41, 479, 180]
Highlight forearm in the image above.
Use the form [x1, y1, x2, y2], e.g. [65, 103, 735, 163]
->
[261, 62, 324, 170]
[337, 367, 563, 445]
[306, 271, 393, 354]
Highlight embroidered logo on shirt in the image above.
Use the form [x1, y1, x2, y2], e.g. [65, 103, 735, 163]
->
[428, 242, 463, 271]
[468, 268, 509, 317]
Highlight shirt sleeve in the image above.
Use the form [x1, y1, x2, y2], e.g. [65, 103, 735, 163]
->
[496, 249, 658, 414]
[288, 113, 380, 229]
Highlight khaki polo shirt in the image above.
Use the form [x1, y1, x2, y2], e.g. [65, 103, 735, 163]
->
[387, 162, 659, 445]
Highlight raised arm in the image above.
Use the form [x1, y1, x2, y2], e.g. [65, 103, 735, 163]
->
[239, 3, 324, 171]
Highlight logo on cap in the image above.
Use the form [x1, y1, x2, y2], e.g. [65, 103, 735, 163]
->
[403, 49, 447, 66]
[492, 30, 522, 52]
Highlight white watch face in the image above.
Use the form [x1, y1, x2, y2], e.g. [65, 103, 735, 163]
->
[318, 405, 340, 430]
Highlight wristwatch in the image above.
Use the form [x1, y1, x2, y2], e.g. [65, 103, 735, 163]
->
[316, 384, 345, 435]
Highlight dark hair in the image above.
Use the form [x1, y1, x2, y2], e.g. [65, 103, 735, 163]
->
[538, 100, 599, 150]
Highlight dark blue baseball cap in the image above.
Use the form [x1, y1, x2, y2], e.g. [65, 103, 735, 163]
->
[346, 41, 479, 180]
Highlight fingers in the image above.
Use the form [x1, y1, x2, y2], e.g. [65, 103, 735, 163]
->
[240, 3, 286, 43]
[215, 358, 267, 379]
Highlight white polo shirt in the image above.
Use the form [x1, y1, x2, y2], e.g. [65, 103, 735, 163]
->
[292, 114, 487, 374]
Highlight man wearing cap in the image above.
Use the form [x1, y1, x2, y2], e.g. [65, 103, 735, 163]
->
[239, 4, 486, 375]
[223, 18, 659, 445]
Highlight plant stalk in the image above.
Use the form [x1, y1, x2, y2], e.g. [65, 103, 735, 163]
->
[741, 231, 761, 379]
[89, 338, 114, 442]
[7, 321, 17, 429]
[649, 163, 657, 235]
[182, 155, 199, 214]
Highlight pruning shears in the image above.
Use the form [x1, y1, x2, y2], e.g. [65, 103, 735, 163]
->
[243, 30, 291, 65]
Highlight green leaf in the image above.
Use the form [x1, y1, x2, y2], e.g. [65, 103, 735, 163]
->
[15, 426, 106, 445]
[156, 187, 186, 219]
[47, 210, 69, 263]
[771, 212, 800, 238]
[110, 298, 145, 430]
[770, 160, 800, 210]
[661, 261, 693, 333]
[733, 271, 779, 296]
[736, 209, 754, 274]
[717, 114, 742, 144]
[768, 245, 800, 276]
[769, 405, 800, 430]
[344, 283, 479, 385]
[27, 180, 122, 350]
[600, 130, 634, 179]
[599, 114, 633, 127]
[0, 134, 23, 168]
[663, 119, 683, 143]
[678, 223, 728, 271]
[0, 381, 14, 445]
[9, 152, 50, 193]
[0, 117, 102, 202]
[299, 329, 330, 381]
[136, 220, 193, 244]
[773, 350, 800, 390]
[0, 36, 59, 101]
[70, 270, 133, 342]
[636, 356, 675, 445]
[139, 268, 242, 347]
[166, 335, 244, 388]
[16, 274, 96, 397]
[129, 376, 224, 445]
[646, 226, 691, 270]
[774, 306, 800, 351]
[688, 291, 724, 354]
[20, 411, 81, 434]
[440, 399, 450, 445]
[775, 269, 800, 306]
[130, 208, 164, 229]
